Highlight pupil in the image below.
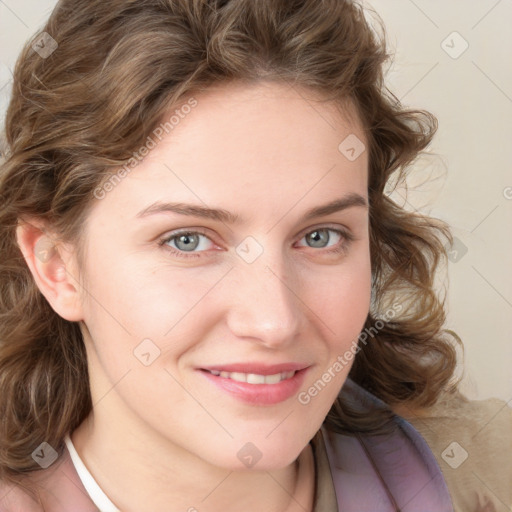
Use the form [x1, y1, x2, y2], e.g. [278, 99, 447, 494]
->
[309, 230, 328, 248]
[178, 234, 197, 251]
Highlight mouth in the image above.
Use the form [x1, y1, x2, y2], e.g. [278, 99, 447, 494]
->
[197, 364, 310, 405]
[202, 369, 297, 384]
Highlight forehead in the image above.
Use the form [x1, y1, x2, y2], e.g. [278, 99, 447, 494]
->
[90, 81, 368, 224]
[166, 80, 365, 163]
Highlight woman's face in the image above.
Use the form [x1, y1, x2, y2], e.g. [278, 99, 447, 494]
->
[74, 81, 371, 470]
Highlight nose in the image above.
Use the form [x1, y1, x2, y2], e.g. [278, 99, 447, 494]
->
[225, 255, 302, 350]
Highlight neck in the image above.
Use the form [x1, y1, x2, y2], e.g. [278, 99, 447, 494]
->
[71, 402, 315, 512]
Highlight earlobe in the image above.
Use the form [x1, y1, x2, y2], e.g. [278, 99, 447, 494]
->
[15, 220, 84, 322]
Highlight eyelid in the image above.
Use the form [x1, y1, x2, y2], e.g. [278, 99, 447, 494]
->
[158, 223, 354, 257]
[295, 222, 352, 239]
[158, 227, 219, 250]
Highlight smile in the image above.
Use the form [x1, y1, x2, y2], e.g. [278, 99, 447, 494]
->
[198, 367, 309, 405]
[205, 369, 296, 384]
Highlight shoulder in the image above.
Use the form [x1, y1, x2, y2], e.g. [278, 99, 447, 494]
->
[397, 390, 512, 512]
[0, 478, 43, 512]
[321, 379, 453, 511]
[0, 442, 98, 512]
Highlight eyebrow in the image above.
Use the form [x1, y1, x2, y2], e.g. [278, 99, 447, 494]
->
[135, 192, 368, 224]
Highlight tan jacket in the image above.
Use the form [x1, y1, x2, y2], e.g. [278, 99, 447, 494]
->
[396, 390, 512, 512]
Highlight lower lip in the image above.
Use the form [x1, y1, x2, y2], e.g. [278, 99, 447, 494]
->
[198, 368, 309, 405]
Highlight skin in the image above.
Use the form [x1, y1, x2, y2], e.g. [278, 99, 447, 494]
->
[17, 81, 371, 512]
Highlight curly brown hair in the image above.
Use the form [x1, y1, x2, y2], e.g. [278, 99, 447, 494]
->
[0, 0, 461, 484]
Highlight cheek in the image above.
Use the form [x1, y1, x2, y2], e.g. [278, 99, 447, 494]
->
[79, 252, 226, 362]
[297, 250, 372, 405]
[80, 237, 371, 375]
[307, 248, 372, 341]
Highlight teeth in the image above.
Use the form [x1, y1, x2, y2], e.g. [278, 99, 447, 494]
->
[207, 370, 296, 384]
[265, 372, 288, 384]
[246, 373, 266, 384]
[231, 372, 246, 382]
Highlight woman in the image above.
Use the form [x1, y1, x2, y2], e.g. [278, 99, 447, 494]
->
[0, 0, 474, 510]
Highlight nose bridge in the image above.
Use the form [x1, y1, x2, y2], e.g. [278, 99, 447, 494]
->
[227, 244, 302, 347]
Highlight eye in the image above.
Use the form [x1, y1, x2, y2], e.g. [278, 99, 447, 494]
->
[158, 229, 214, 259]
[158, 226, 354, 259]
[295, 227, 354, 256]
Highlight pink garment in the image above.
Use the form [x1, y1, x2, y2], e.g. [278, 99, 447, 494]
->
[0, 447, 99, 511]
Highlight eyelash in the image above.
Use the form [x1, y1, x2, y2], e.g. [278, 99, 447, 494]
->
[158, 226, 355, 259]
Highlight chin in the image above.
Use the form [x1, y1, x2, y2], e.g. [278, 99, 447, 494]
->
[207, 434, 310, 472]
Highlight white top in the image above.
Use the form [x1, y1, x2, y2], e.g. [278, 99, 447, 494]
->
[64, 434, 121, 512]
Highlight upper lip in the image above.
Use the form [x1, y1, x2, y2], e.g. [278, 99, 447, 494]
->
[199, 363, 310, 375]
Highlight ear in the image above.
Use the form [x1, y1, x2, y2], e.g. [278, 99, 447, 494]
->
[15, 219, 84, 322]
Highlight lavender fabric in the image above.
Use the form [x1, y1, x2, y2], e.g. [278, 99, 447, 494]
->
[322, 379, 454, 511]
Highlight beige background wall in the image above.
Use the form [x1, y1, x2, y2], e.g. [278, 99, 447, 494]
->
[1, 0, 510, 402]
[365, 0, 512, 403]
